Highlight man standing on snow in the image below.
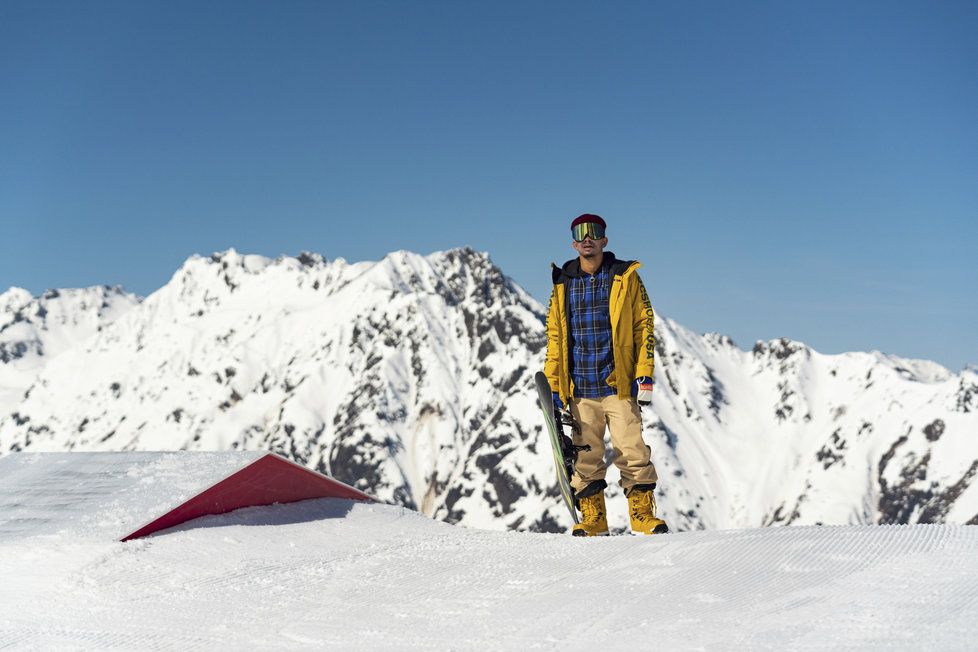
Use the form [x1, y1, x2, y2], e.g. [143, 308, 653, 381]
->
[544, 214, 668, 536]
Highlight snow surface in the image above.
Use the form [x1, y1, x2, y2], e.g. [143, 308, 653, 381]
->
[0, 452, 264, 540]
[0, 496, 976, 650]
[3, 250, 976, 647]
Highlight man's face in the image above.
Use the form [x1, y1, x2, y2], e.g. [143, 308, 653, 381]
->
[572, 233, 608, 259]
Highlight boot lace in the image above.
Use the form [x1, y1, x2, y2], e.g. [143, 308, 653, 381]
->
[580, 495, 603, 524]
[630, 490, 657, 523]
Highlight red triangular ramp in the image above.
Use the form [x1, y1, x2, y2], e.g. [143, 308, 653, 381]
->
[120, 453, 374, 541]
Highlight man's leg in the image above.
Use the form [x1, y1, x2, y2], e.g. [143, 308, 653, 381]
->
[603, 396, 667, 534]
[568, 397, 610, 536]
[602, 396, 657, 492]
[568, 398, 608, 494]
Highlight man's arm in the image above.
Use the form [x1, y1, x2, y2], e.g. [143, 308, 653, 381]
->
[632, 273, 655, 381]
[543, 285, 563, 395]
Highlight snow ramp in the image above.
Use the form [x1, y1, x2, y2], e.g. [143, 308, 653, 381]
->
[0, 451, 373, 542]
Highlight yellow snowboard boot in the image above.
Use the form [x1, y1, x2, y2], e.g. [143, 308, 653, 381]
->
[572, 480, 609, 537]
[627, 484, 669, 535]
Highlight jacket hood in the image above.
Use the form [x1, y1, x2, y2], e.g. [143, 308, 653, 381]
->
[551, 251, 636, 284]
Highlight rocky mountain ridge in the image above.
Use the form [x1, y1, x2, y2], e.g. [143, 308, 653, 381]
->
[1, 247, 976, 532]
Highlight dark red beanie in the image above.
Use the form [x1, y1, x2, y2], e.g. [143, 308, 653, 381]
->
[571, 213, 607, 229]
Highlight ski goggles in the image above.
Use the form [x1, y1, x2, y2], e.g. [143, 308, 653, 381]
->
[572, 222, 606, 242]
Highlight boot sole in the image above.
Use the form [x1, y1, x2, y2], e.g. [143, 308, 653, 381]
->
[572, 529, 610, 537]
[630, 524, 670, 535]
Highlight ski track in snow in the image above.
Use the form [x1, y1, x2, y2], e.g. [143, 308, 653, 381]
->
[1, 500, 977, 650]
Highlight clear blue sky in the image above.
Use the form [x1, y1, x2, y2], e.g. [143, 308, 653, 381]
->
[2, 1, 976, 369]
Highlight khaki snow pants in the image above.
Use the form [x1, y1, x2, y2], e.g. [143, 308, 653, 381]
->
[569, 395, 658, 494]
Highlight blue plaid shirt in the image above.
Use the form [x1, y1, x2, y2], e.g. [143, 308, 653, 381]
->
[568, 263, 616, 399]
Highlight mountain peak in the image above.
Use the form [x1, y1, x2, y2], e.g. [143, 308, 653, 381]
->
[751, 337, 810, 361]
[872, 352, 952, 384]
[1, 287, 34, 313]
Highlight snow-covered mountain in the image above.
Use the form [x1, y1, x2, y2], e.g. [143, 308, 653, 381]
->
[2, 248, 976, 531]
[0, 285, 138, 414]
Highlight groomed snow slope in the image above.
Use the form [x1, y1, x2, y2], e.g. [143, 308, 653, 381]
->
[1, 499, 976, 650]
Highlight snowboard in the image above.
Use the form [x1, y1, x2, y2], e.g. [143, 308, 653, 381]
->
[534, 371, 580, 526]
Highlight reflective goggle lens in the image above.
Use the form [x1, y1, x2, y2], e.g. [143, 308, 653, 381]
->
[572, 222, 605, 242]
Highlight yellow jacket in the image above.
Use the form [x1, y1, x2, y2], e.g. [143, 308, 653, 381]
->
[544, 254, 655, 403]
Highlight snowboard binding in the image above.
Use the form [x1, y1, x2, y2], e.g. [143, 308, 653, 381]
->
[555, 407, 590, 484]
